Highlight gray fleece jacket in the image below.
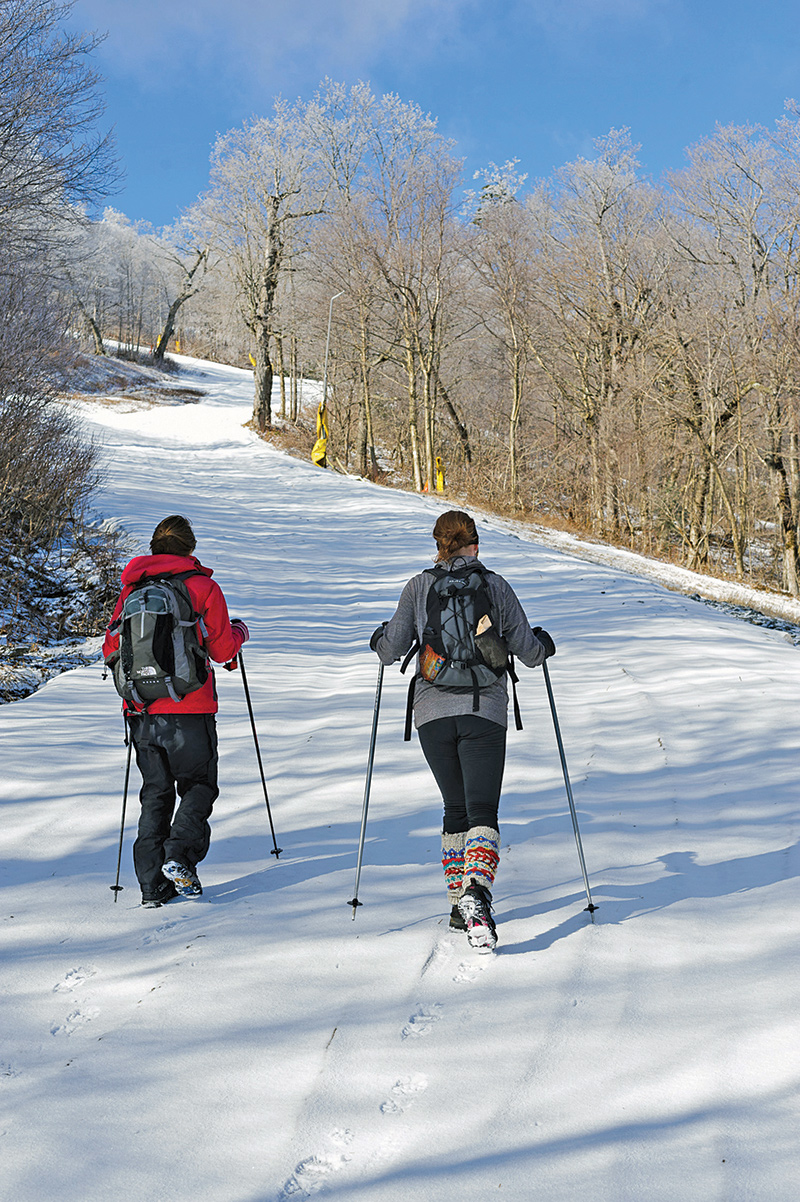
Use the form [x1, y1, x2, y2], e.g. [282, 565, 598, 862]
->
[374, 554, 546, 729]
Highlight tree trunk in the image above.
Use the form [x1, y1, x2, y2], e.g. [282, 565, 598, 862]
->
[404, 338, 423, 491]
[275, 331, 287, 419]
[80, 302, 105, 355]
[421, 367, 436, 491]
[438, 381, 472, 465]
[685, 459, 711, 570]
[508, 349, 523, 506]
[358, 315, 378, 479]
[290, 335, 299, 422]
[771, 455, 800, 594]
[251, 198, 281, 432]
[603, 443, 621, 539]
[154, 296, 182, 363]
[252, 322, 273, 432]
[88, 313, 105, 355]
[763, 405, 800, 595]
[154, 249, 208, 364]
[585, 406, 604, 531]
[69, 289, 105, 354]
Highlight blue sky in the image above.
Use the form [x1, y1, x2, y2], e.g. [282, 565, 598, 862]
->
[70, 0, 800, 229]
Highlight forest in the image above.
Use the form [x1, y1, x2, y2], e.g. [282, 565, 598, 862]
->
[7, 4, 800, 599]
[65, 85, 800, 596]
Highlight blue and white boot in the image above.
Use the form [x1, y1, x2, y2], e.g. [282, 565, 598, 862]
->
[162, 860, 203, 897]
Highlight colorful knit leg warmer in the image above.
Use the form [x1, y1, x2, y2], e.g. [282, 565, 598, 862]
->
[463, 826, 501, 893]
[441, 831, 466, 905]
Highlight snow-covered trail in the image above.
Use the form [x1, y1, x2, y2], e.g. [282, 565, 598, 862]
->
[1, 356, 799, 1201]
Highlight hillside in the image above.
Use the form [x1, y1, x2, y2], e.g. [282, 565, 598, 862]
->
[1, 355, 798, 1201]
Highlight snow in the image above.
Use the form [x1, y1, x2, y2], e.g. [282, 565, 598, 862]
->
[2, 354, 799, 1201]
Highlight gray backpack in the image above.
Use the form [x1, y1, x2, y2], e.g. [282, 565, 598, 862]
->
[106, 572, 208, 708]
[400, 562, 521, 740]
[417, 562, 508, 691]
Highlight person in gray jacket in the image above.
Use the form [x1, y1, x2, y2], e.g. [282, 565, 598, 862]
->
[371, 510, 554, 950]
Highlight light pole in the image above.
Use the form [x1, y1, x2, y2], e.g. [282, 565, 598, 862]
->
[321, 290, 344, 409]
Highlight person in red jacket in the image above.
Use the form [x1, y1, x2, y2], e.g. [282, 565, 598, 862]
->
[103, 514, 249, 907]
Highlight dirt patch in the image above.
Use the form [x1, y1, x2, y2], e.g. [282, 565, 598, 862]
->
[72, 386, 206, 411]
[251, 419, 317, 460]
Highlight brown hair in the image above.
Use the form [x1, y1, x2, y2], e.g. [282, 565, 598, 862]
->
[432, 510, 479, 562]
[150, 515, 196, 557]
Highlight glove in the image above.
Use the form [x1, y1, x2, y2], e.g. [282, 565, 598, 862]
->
[231, 618, 250, 644]
[370, 622, 387, 652]
[223, 657, 239, 672]
[533, 626, 556, 658]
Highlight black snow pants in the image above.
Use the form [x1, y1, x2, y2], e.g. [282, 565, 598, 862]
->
[127, 712, 219, 899]
[417, 714, 507, 835]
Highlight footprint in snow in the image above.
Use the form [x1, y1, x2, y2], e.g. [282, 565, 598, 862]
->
[53, 966, 97, 993]
[453, 959, 485, 984]
[141, 921, 181, 946]
[380, 1074, 428, 1114]
[401, 1003, 443, 1039]
[280, 1128, 354, 1197]
[50, 1007, 100, 1036]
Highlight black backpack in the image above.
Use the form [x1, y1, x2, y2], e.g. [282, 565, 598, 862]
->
[105, 571, 209, 709]
[400, 562, 521, 740]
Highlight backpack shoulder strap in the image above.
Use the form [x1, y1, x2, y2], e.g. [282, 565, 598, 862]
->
[403, 674, 416, 741]
[152, 571, 206, 629]
[401, 568, 440, 673]
[166, 570, 204, 611]
[508, 653, 523, 731]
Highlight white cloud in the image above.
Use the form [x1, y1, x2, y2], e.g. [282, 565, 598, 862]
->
[71, 0, 473, 87]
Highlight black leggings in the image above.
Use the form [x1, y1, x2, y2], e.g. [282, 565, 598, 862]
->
[417, 714, 506, 835]
[128, 712, 219, 895]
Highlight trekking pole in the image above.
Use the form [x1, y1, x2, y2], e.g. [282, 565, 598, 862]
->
[110, 715, 132, 901]
[542, 661, 597, 920]
[238, 647, 282, 859]
[348, 660, 384, 919]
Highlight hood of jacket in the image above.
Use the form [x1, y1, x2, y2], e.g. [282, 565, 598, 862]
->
[120, 554, 213, 587]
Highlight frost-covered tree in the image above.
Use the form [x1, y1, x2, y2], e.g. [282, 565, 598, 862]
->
[194, 100, 332, 431]
[0, 0, 117, 256]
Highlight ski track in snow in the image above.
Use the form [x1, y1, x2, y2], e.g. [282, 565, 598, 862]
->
[1, 354, 800, 1201]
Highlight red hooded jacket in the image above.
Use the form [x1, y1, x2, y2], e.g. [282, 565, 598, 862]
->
[102, 553, 245, 715]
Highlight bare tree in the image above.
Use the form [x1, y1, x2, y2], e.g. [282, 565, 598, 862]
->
[194, 100, 331, 431]
[524, 131, 664, 537]
[151, 226, 211, 363]
[467, 161, 533, 505]
[0, 0, 118, 627]
[345, 93, 463, 489]
[0, 0, 117, 256]
[667, 120, 800, 586]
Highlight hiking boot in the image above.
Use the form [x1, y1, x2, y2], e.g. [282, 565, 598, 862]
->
[449, 904, 467, 931]
[162, 860, 203, 897]
[141, 881, 178, 908]
[458, 879, 498, 952]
